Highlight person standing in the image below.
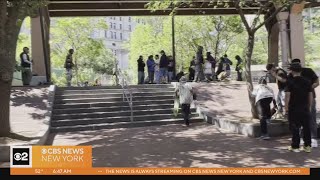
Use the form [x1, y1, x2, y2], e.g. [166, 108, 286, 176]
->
[266, 64, 288, 117]
[159, 50, 168, 84]
[285, 63, 313, 153]
[137, 55, 145, 84]
[175, 76, 194, 127]
[168, 55, 174, 83]
[288, 58, 319, 147]
[194, 46, 205, 82]
[204, 58, 213, 82]
[235, 55, 243, 81]
[20, 47, 33, 86]
[64, 49, 74, 87]
[206, 52, 216, 80]
[154, 54, 160, 84]
[147, 55, 155, 84]
[252, 78, 275, 140]
[223, 54, 233, 78]
[188, 56, 196, 81]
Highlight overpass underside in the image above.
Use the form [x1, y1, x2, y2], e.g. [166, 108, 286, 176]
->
[48, 0, 268, 17]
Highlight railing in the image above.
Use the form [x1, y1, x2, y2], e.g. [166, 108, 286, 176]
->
[118, 69, 133, 122]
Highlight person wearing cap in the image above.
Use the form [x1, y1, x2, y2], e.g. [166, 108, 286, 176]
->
[175, 76, 194, 126]
[288, 58, 319, 148]
[285, 62, 312, 153]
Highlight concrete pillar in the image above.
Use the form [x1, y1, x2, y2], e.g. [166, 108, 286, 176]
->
[289, 2, 305, 66]
[31, 16, 46, 77]
[276, 12, 289, 69]
[31, 7, 51, 85]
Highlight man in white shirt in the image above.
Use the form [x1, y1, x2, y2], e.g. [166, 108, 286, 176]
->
[20, 47, 33, 85]
[175, 76, 194, 126]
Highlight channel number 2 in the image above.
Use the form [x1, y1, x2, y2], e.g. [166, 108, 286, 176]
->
[14, 152, 28, 161]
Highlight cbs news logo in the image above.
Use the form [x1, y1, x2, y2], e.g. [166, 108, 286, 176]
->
[10, 146, 32, 168]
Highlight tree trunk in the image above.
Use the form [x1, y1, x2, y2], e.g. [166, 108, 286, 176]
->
[0, 49, 15, 137]
[0, 13, 24, 136]
[244, 33, 259, 119]
[214, 31, 221, 59]
[0, 79, 11, 136]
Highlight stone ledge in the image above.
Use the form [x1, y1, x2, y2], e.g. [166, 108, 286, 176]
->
[197, 106, 290, 138]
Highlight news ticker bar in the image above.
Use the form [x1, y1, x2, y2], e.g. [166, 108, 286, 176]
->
[10, 168, 310, 175]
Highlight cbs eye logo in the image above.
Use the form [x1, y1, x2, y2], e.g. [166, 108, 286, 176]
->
[10, 146, 32, 168]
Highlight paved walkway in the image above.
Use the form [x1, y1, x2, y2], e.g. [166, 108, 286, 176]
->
[0, 86, 49, 146]
[49, 123, 320, 167]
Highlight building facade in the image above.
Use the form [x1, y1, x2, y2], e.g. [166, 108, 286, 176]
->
[93, 17, 144, 70]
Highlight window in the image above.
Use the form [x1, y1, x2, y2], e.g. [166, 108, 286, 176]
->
[119, 24, 122, 30]
[105, 30, 108, 38]
[137, 19, 140, 23]
[110, 22, 113, 29]
[120, 33, 123, 40]
[128, 17, 131, 22]
[113, 23, 116, 29]
[110, 31, 114, 39]
[128, 25, 131, 31]
[114, 32, 117, 39]
[119, 17, 122, 21]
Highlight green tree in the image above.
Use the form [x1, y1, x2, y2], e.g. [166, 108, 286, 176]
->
[128, 15, 244, 82]
[0, 0, 47, 136]
[16, 17, 31, 70]
[148, 0, 304, 118]
[303, 8, 320, 69]
[50, 17, 115, 86]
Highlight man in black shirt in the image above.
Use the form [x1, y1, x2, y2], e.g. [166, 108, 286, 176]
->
[137, 55, 145, 84]
[266, 64, 288, 116]
[159, 50, 168, 84]
[285, 63, 312, 153]
[20, 47, 33, 85]
[288, 59, 319, 147]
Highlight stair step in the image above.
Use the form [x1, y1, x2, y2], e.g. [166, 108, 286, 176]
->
[55, 91, 174, 99]
[52, 108, 197, 120]
[52, 104, 174, 114]
[57, 84, 173, 91]
[51, 113, 200, 127]
[53, 99, 174, 109]
[55, 88, 175, 95]
[50, 117, 204, 133]
[54, 95, 174, 104]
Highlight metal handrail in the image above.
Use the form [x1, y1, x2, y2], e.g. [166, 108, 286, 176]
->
[118, 69, 133, 122]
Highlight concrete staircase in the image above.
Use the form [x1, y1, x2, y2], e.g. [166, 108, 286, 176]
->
[50, 84, 203, 132]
